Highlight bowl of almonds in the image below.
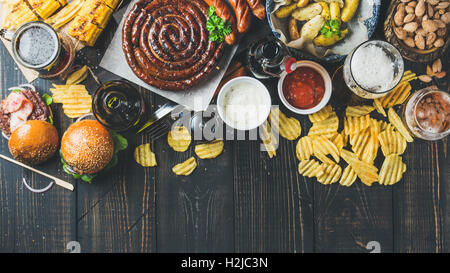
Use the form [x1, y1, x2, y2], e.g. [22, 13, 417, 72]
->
[384, 0, 449, 62]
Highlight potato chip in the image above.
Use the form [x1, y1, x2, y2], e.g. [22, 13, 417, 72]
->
[400, 70, 417, 84]
[345, 105, 375, 117]
[311, 135, 340, 163]
[270, 108, 301, 140]
[134, 143, 157, 167]
[378, 154, 406, 185]
[331, 132, 344, 152]
[298, 159, 324, 177]
[309, 105, 333, 123]
[61, 85, 92, 118]
[339, 165, 358, 187]
[341, 149, 378, 186]
[317, 163, 342, 185]
[168, 126, 192, 152]
[343, 115, 371, 135]
[260, 121, 277, 158]
[296, 136, 314, 161]
[379, 82, 411, 108]
[308, 113, 339, 136]
[361, 134, 379, 164]
[195, 140, 224, 159]
[314, 151, 335, 165]
[378, 128, 407, 156]
[373, 99, 387, 117]
[349, 128, 371, 159]
[388, 108, 413, 142]
[172, 157, 197, 176]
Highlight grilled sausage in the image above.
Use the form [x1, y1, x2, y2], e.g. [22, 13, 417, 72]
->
[228, 0, 252, 33]
[246, 0, 266, 19]
[204, 0, 237, 45]
[122, 0, 225, 91]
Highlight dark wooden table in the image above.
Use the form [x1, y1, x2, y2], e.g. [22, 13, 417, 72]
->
[0, 1, 448, 253]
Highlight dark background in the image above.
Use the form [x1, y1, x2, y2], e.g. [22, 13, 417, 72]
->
[0, 0, 448, 253]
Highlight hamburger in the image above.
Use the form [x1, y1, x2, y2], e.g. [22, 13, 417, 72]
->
[60, 120, 127, 182]
[0, 85, 53, 138]
[8, 120, 59, 165]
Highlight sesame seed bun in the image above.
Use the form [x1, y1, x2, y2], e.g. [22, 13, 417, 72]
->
[61, 120, 114, 174]
[8, 120, 59, 165]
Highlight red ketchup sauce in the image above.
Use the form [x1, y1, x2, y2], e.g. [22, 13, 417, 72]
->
[282, 66, 325, 109]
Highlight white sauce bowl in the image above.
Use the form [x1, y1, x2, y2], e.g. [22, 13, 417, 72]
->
[278, 61, 332, 115]
[217, 76, 271, 131]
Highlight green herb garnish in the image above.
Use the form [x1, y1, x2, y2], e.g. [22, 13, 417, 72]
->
[48, 115, 53, 125]
[42, 93, 53, 105]
[206, 6, 232, 43]
[320, 19, 342, 38]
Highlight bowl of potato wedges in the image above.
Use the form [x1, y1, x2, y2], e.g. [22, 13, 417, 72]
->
[266, 0, 381, 62]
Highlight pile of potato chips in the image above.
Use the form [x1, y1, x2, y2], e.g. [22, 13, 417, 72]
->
[50, 84, 92, 118]
[134, 126, 225, 176]
[262, 71, 417, 187]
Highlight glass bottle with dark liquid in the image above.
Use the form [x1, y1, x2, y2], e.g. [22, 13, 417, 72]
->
[93, 80, 146, 132]
[248, 37, 296, 79]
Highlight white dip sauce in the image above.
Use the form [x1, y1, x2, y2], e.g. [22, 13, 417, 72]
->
[351, 44, 395, 92]
[223, 81, 268, 130]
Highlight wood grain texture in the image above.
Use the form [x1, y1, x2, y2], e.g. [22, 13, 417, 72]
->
[0, 0, 448, 253]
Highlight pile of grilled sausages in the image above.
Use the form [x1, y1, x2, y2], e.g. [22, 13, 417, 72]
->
[205, 0, 266, 45]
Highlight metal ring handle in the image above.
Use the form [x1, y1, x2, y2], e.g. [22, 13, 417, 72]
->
[22, 178, 54, 194]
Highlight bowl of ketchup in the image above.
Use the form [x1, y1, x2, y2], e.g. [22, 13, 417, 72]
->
[278, 61, 332, 115]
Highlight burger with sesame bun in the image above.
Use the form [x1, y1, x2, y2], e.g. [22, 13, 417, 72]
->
[60, 120, 127, 183]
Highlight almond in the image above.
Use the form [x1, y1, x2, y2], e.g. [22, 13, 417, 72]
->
[435, 71, 447, 79]
[427, 0, 439, 5]
[400, 0, 411, 2]
[394, 27, 407, 40]
[427, 65, 435, 76]
[404, 13, 416, 22]
[415, 33, 426, 49]
[432, 59, 442, 73]
[437, 27, 447, 36]
[395, 10, 406, 26]
[436, 2, 449, 10]
[408, 1, 417, 7]
[404, 21, 419, 32]
[404, 37, 416, 47]
[427, 3, 434, 17]
[434, 37, 444, 47]
[422, 19, 438, 32]
[415, 0, 426, 16]
[433, 12, 440, 19]
[417, 27, 428, 36]
[434, 19, 446, 28]
[441, 12, 450, 24]
[406, 5, 415, 13]
[423, 14, 429, 21]
[418, 75, 433, 82]
[426, 32, 437, 47]
[439, 9, 445, 15]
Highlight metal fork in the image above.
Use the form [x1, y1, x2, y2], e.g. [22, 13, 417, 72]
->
[137, 102, 177, 139]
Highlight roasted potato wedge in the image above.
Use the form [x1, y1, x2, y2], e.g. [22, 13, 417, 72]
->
[300, 15, 325, 41]
[275, 3, 297, 18]
[319, 1, 330, 20]
[329, 1, 340, 21]
[292, 3, 322, 21]
[313, 0, 343, 8]
[314, 28, 348, 47]
[341, 0, 359, 22]
[289, 17, 301, 40]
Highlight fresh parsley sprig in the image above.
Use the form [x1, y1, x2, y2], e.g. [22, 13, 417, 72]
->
[206, 6, 232, 43]
[320, 19, 342, 38]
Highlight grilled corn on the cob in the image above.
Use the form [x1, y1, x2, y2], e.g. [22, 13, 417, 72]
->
[78, 0, 112, 28]
[68, 0, 115, 46]
[45, 0, 83, 29]
[67, 16, 102, 46]
[100, 0, 119, 10]
[27, 0, 62, 19]
[6, 0, 38, 28]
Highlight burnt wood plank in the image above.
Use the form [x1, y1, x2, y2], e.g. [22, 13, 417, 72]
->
[0, 48, 75, 253]
[155, 96, 234, 253]
[76, 69, 157, 252]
